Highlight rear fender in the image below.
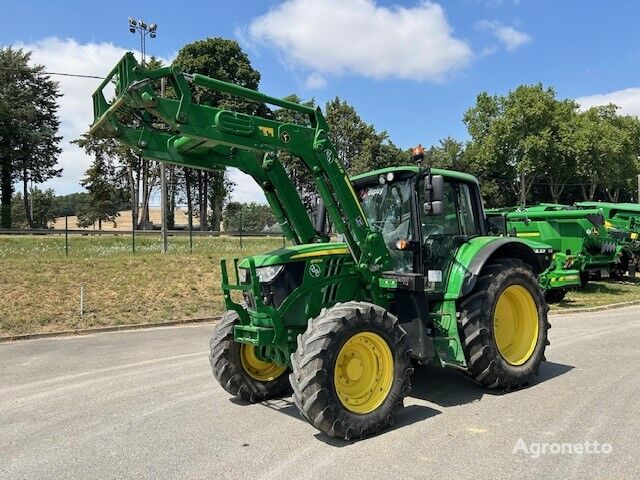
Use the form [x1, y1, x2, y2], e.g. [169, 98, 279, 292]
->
[444, 237, 542, 300]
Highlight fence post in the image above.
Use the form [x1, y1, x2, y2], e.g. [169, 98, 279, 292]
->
[132, 211, 136, 254]
[239, 206, 243, 250]
[189, 213, 193, 253]
[65, 215, 69, 257]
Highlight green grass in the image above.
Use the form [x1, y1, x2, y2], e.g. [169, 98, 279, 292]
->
[550, 277, 640, 310]
[0, 234, 285, 336]
[1, 234, 639, 336]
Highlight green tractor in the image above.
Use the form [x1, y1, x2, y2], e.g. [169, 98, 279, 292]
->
[91, 54, 555, 439]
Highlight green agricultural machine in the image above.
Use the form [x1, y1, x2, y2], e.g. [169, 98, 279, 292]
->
[91, 53, 557, 439]
[575, 202, 640, 278]
[486, 204, 624, 301]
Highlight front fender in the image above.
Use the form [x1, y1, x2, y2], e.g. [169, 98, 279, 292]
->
[444, 237, 542, 300]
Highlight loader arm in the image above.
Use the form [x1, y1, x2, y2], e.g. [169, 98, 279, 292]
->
[89, 53, 391, 289]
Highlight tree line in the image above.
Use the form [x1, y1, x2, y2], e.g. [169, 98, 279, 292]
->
[1, 40, 639, 231]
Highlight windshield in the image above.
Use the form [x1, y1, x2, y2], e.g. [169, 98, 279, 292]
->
[357, 179, 413, 271]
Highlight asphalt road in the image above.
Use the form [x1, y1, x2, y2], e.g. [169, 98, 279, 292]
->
[2, 306, 639, 480]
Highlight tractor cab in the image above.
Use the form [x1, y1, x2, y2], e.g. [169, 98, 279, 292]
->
[351, 166, 486, 295]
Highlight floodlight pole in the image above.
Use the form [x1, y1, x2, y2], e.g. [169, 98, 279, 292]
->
[160, 77, 168, 252]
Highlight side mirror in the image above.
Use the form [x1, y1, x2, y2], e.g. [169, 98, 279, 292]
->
[423, 174, 445, 216]
[430, 175, 444, 202]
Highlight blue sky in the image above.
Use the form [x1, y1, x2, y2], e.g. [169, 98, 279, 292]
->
[2, 0, 640, 202]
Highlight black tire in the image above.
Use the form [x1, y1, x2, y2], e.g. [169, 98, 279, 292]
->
[579, 271, 590, 287]
[290, 301, 412, 440]
[545, 288, 567, 304]
[610, 251, 631, 280]
[209, 310, 291, 402]
[458, 259, 549, 390]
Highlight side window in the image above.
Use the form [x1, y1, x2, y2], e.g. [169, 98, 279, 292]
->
[421, 181, 458, 238]
[457, 183, 479, 236]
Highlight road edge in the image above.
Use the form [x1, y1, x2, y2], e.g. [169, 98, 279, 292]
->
[3, 299, 640, 342]
[0, 316, 219, 343]
[550, 299, 640, 315]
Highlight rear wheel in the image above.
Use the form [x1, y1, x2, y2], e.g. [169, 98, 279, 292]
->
[458, 259, 549, 389]
[209, 310, 290, 402]
[290, 302, 412, 439]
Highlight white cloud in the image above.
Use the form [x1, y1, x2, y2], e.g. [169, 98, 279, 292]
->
[477, 20, 531, 51]
[576, 87, 640, 116]
[3, 38, 270, 205]
[304, 72, 327, 90]
[7, 38, 132, 195]
[245, 0, 472, 82]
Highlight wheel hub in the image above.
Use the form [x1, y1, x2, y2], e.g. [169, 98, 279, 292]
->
[493, 285, 540, 366]
[240, 344, 286, 382]
[334, 332, 394, 414]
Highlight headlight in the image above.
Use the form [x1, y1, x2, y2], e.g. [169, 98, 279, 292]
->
[255, 265, 284, 283]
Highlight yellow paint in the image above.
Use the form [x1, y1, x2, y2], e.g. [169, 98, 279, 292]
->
[493, 285, 540, 366]
[240, 344, 286, 381]
[604, 220, 614, 229]
[334, 332, 394, 414]
[290, 247, 349, 260]
[258, 126, 274, 137]
[515, 232, 541, 238]
[632, 233, 639, 240]
[551, 275, 579, 283]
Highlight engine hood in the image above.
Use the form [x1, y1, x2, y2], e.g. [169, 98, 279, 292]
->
[238, 242, 350, 268]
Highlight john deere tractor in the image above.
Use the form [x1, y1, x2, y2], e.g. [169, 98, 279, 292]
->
[91, 53, 556, 439]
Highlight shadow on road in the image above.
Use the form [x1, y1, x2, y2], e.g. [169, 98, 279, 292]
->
[408, 360, 574, 408]
[234, 359, 573, 445]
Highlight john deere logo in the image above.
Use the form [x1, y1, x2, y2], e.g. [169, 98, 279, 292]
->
[309, 264, 321, 278]
[281, 131, 290, 143]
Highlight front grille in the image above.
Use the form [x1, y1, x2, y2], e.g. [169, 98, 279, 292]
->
[321, 257, 346, 304]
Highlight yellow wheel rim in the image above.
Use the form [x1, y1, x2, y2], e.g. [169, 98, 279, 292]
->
[333, 332, 394, 414]
[240, 344, 286, 382]
[493, 285, 540, 366]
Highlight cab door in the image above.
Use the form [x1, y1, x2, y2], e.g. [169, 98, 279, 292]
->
[421, 180, 481, 293]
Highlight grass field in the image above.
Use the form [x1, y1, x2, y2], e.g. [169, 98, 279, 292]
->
[0, 234, 285, 336]
[1, 234, 639, 336]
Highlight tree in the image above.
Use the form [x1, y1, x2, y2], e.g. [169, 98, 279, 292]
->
[423, 137, 468, 171]
[78, 155, 127, 229]
[75, 133, 143, 228]
[173, 38, 263, 230]
[575, 105, 640, 201]
[273, 94, 317, 208]
[464, 84, 579, 206]
[324, 97, 406, 176]
[0, 47, 62, 228]
[11, 188, 57, 228]
[223, 202, 276, 233]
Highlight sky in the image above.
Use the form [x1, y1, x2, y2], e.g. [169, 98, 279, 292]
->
[2, 0, 640, 204]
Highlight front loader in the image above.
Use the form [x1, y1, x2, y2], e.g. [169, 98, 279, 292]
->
[90, 53, 552, 439]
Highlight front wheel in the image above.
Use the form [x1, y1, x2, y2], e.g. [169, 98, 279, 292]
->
[458, 259, 549, 389]
[209, 310, 291, 402]
[290, 302, 412, 439]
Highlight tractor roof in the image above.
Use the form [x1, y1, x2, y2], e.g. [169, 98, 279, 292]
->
[350, 165, 479, 185]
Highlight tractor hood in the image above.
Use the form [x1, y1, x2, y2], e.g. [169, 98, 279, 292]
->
[238, 242, 350, 268]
